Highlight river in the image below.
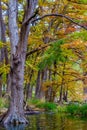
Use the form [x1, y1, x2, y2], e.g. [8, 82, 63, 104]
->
[0, 112, 87, 130]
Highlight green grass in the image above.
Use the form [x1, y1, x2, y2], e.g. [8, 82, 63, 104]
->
[27, 98, 41, 105]
[57, 105, 67, 113]
[67, 104, 79, 115]
[27, 99, 87, 117]
[36, 102, 57, 111]
[27, 99, 57, 111]
[66, 103, 87, 117]
[78, 104, 87, 117]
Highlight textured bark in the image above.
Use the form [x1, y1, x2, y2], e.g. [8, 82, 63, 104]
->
[63, 90, 68, 102]
[3, 55, 28, 124]
[35, 71, 41, 99]
[26, 70, 34, 100]
[1, 0, 38, 125]
[40, 69, 48, 99]
[26, 83, 33, 100]
[59, 63, 66, 103]
[0, 76, 2, 97]
[6, 74, 11, 94]
[63, 85, 68, 102]
[35, 69, 48, 99]
[59, 85, 63, 103]
[45, 69, 52, 102]
[0, 0, 9, 96]
[83, 73, 87, 102]
[0, 0, 7, 97]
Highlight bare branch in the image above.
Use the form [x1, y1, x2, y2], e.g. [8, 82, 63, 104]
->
[32, 13, 87, 30]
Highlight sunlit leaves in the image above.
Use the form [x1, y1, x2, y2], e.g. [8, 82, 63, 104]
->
[0, 62, 10, 83]
[25, 60, 38, 71]
[0, 41, 4, 48]
[68, 30, 87, 41]
[2, 0, 87, 101]
[38, 39, 65, 70]
[0, 63, 10, 75]
[79, 0, 87, 4]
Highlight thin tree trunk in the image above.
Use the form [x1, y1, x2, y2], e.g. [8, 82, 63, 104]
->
[83, 73, 87, 102]
[40, 69, 47, 99]
[0, 0, 9, 98]
[26, 69, 34, 100]
[35, 68, 48, 99]
[0, 76, 2, 97]
[26, 83, 33, 100]
[0, 0, 5, 98]
[59, 85, 63, 103]
[45, 69, 52, 102]
[35, 70, 41, 99]
[59, 63, 66, 103]
[63, 86, 68, 102]
[6, 74, 11, 94]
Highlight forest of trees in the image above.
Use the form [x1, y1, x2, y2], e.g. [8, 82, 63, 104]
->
[0, 0, 87, 126]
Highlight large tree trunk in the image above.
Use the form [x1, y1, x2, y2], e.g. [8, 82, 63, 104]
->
[1, 0, 38, 125]
[3, 53, 27, 124]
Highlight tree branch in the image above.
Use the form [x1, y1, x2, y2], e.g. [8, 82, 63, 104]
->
[32, 13, 87, 30]
[22, 8, 38, 26]
[26, 44, 49, 58]
[26, 13, 87, 57]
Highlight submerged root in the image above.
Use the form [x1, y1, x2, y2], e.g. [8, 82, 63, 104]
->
[0, 110, 8, 123]
[0, 112, 28, 126]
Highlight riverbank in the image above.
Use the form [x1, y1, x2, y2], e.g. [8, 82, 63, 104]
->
[0, 98, 87, 118]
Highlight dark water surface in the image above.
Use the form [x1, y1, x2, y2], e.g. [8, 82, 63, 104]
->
[1, 112, 87, 130]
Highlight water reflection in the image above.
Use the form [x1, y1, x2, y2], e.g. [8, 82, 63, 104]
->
[3, 124, 26, 130]
[1, 113, 87, 130]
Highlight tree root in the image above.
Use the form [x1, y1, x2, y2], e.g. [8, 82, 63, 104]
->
[0, 111, 8, 124]
[0, 111, 28, 126]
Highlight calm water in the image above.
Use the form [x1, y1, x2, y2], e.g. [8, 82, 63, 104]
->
[1, 112, 87, 130]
